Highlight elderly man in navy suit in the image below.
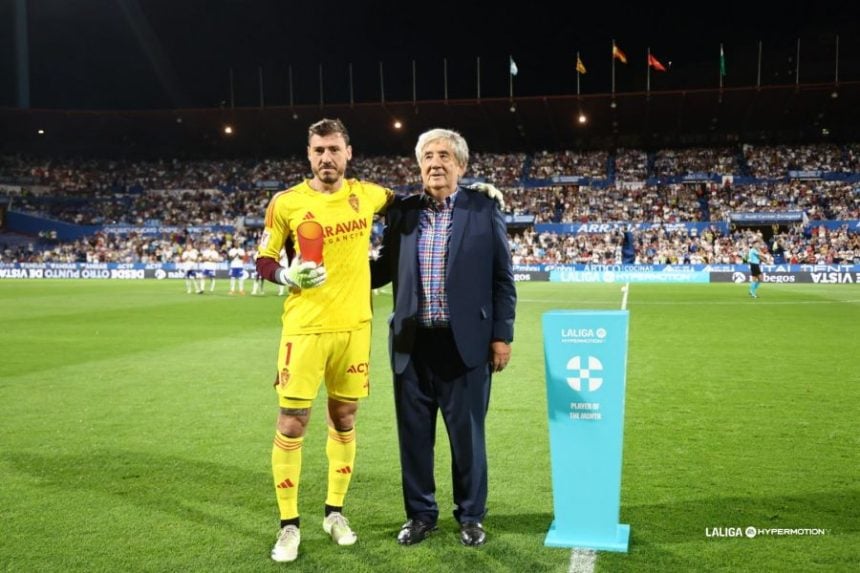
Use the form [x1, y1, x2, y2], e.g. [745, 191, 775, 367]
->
[371, 128, 517, 547]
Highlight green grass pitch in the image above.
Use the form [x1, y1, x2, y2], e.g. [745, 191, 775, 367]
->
[1, 280, 858, 572]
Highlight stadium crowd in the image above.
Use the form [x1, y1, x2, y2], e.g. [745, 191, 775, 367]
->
[4, 143, 860, 189]
[508, 225, 859, 265]
[2, 143, 859, 266]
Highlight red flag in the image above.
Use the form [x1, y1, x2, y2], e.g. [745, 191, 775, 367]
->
[648, 53, 667, 72]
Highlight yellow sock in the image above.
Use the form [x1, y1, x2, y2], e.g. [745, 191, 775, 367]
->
[272, 433, 303, 520]
[325, 427, 356, 508]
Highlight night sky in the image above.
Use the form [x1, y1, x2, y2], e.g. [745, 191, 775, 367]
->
[1, 0, 858, 110]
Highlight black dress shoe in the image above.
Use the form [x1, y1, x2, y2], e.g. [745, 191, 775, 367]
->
[460, 521, 486, 546]
[397, 519, 437, 545]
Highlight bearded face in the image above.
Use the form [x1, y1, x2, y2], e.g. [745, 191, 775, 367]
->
[308, 133, 352, 187]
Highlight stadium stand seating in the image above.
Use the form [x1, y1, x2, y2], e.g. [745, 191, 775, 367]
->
[2, 143, 858, 265]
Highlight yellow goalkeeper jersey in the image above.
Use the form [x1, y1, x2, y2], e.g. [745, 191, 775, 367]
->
[258, 178, 393, 334]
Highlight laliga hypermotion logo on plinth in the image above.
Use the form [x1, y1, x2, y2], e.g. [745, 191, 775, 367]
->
[566, 356, 604, 391]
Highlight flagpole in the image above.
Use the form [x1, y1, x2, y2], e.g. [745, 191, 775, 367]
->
[13, 0, 29, 109]
[576, 51, 581, 95]
[835, 34, 840, 85]
[756, 41, 762, 89]
[508, 54, 513, 100]
[646, 47, 651, 94]
[349, 63, 354, 107]
[288, 65, 293, 109]
[379, 61, 384, 104]
[412, 59, 417, 105]
[229, 67, 235, 109]
[719, 43, 724, 89]
[476, 56, 481, 101]
[444, 57, 449, 102]
[318, 64, 324, 107]
[612, 40, 616, 94]
[258, 66, 264, 108]
[795, 37, 801, 86]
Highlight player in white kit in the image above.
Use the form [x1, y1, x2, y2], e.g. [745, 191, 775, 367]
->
[228, 244, 247, 295]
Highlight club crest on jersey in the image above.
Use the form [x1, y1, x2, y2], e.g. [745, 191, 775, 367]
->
[348, 193, 360, 213]
[279, 367, 291, 386]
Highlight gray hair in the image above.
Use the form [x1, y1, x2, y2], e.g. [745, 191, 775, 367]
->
[414, 128, 469, 167]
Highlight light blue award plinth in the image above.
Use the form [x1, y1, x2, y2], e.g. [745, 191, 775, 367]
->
[542, 310, 630, 552]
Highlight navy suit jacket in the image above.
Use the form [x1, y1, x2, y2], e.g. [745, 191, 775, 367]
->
[371, 188, 516, 374]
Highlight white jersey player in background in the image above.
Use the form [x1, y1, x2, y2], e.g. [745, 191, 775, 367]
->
[228, 243, 247, 295]
[180, 244, 204, 294]
[200, 244, 221, 292]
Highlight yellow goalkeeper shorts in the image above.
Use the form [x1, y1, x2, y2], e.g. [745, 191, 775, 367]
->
[274, 322, 371, 405]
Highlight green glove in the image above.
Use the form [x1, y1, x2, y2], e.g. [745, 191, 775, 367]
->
[276, 256, 327, 291]
[468, 182, 506, 211]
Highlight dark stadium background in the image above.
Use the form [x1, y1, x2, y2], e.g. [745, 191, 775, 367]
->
[1, 0, 859, 155]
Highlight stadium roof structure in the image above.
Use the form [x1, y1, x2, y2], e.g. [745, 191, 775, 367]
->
[1, 81, 858, 158]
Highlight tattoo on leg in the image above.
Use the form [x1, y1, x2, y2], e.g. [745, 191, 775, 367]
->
[280, 407, 310, 417]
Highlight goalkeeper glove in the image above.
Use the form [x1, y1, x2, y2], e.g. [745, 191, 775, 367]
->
[467, 182, 506, 211]
[275, 256, 327, 291]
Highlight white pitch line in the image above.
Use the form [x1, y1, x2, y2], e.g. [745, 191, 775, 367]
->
[621, 299, 860, 306]
[564, 283, 629, 573]
[516, 297, 860, 306]
[568, 548, 597, 573]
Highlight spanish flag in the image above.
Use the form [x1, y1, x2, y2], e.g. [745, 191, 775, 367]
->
[576, 55, 587, 75]
[612, 43, 627, 64]
[648, 53, 667, 72]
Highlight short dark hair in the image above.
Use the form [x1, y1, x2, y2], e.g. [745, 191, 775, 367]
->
[308, 118, 350, 146]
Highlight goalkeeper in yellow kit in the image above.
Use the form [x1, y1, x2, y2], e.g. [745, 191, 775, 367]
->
[256, 118, 393, 562]
[256, 118, 505, 562]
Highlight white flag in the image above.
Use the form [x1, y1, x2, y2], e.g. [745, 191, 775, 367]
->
[509, 56, 518, 76]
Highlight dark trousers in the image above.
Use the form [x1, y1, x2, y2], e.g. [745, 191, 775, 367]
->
[393, 327, 491, 524]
